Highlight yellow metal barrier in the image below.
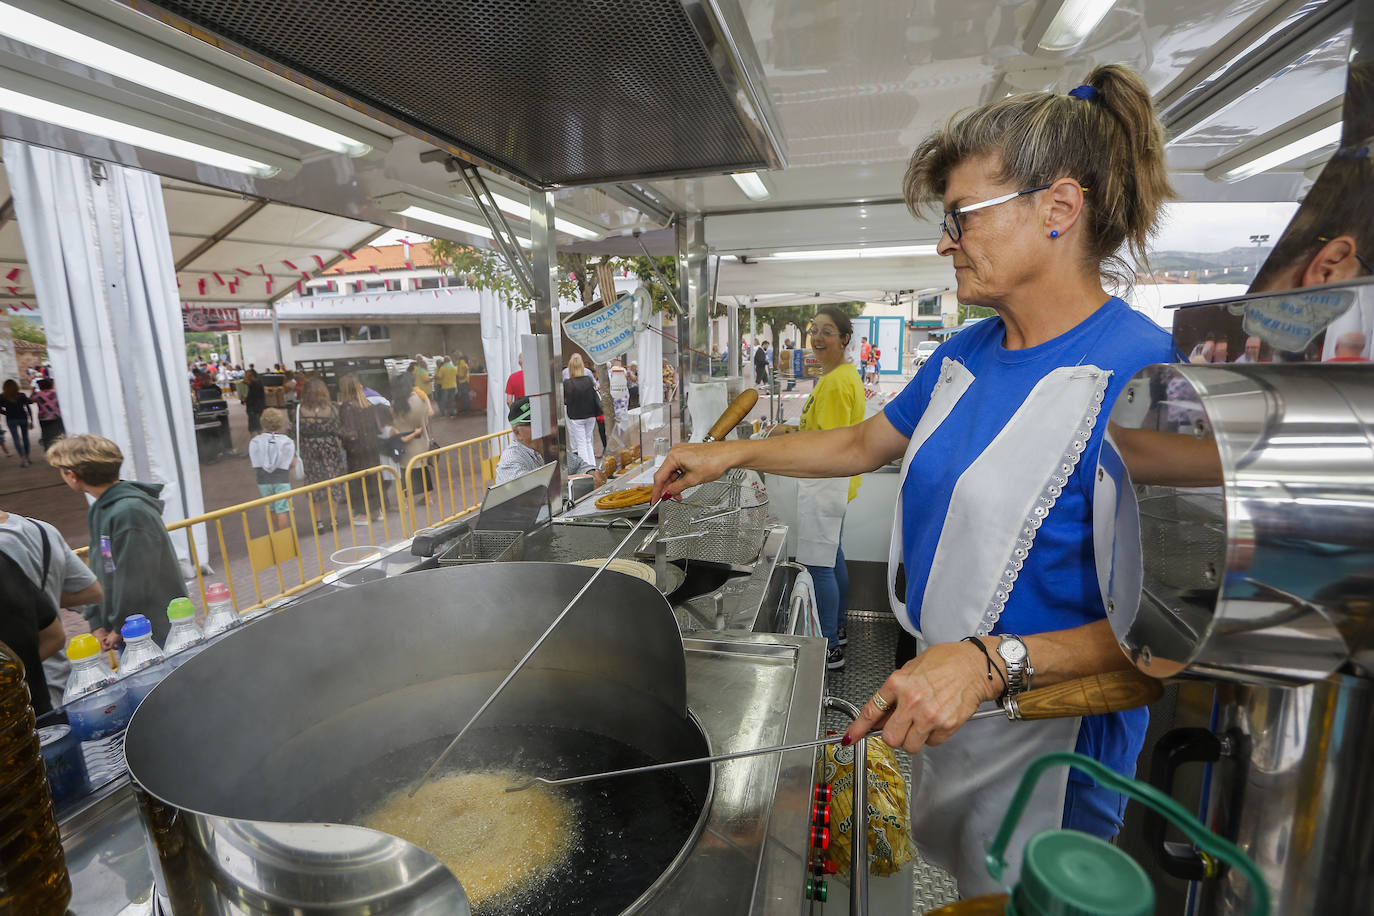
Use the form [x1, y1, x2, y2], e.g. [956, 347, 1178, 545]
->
[177, 465, 405, 614]
[68, 429, 520, 617]
[401, 428, 514, 532]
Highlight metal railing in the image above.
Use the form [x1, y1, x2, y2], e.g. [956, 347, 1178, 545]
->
[401, 428, 513, 532]
[179, 466, 405, 613]
[70, 428, 522, 617]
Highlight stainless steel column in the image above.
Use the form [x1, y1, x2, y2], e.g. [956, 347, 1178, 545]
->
[675, 216, 705, 439]
[528, 191, 567, 479]
[727, 299, 740, 380]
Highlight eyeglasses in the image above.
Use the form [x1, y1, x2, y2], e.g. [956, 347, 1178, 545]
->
[806, 325, 840, 339]
[940, 184, 1050, 243]
[1316, 236, 1374, 274]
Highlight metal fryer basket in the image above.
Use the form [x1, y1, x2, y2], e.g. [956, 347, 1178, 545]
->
[437, 529, 526, 566]
[658, 471, 768, 565]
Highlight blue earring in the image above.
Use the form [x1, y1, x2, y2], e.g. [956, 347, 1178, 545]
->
[1050, 230, 1059, 239]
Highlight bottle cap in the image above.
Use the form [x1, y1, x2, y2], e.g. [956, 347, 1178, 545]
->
[167, 597, 196, 621]
[121, 615, 152, 639]
[204, 583, 231, 602]
[1014, 830, 1153, 916]
[67, 633, 101, 661]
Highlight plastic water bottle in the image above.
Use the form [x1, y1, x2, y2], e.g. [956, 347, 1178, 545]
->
[162, 597, 205, 666]
[202, 583, 240, 638]
[116, 615, 166, 706]
[63, 634, 132, 785]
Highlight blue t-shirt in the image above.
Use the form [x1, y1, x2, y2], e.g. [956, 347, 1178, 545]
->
[883, 297, 1176, 835]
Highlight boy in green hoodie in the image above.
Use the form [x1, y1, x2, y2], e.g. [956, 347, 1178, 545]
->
[46, 434, 186, 649]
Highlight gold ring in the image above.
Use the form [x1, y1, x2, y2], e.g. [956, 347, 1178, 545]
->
[871, 692, 892, 713]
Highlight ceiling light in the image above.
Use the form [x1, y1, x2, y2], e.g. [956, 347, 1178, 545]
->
[453, 186, 603, 240]
[0, 0, 389, 157]
[761, 244, 939, 261]
[1154, 1, 1350, 141]
[730, 171, 771, 201]
[1026, 0, 1118, 53]
[485, 192, 603, 240]
[379, 194, 531, 248]
[1204, 105, 1343, 182]
[0, 67, 295, 177]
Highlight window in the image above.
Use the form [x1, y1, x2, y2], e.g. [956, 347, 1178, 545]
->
[414, 276, 442, 290]
[345, 324, 390, 342]
[295, 325, 389, 345]
[917, 295, 941, 317]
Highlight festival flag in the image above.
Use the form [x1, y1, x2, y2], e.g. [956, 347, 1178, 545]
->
[341, 248, 357, 260]
[229, 278, 239, 293]
[198, 279, 207, 295]
[213, 272, 225, 286]
[405, 260, 414, 270]
[300, 271, 310, 281]
[5, 287, 16, 295]
[237, 267, 252, 277]
[265, 277, 274, 294]
[283, 259, 299, 270]
[369, 265, 380, 274]
[312, 254, 325, 269]
[297, 281, 304, 295]
[5, 268, 18, 281]
[259, 263, 268, 275]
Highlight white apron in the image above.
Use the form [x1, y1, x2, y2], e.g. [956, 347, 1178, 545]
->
[886, 357, 1110, 896]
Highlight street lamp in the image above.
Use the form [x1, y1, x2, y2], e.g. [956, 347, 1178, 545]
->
[1249, 234, 1270, 271]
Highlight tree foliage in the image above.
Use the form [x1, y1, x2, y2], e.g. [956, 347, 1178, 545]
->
[957, 304, 996, 325]
[8, 317, 45, 345]
[426, 239, 579, 309]
[719, 301, 865, 348]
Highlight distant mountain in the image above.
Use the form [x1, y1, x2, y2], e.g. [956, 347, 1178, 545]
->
[1141, 247, 1273, 283]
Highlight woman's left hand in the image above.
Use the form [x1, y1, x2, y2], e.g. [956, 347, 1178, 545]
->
[842, 640, 1002, 754]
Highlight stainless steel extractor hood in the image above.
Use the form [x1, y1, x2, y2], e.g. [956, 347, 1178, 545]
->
[116, 0, 787, 187]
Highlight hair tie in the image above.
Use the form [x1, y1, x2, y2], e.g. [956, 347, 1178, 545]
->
[1067, 84, 1100, 102]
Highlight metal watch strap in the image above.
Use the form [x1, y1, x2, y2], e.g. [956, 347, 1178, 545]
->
[998, 634, 1033, 696]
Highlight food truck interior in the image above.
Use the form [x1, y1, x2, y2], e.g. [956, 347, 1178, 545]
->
[0, 0, 1370, 914]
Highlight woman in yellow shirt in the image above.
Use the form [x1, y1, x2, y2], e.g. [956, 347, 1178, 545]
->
[796, 306, 866, 669]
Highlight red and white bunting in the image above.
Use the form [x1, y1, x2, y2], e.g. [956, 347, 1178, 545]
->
[5, 268, 18, 281]
[342, 248, 357, 260]
[237, 267, 252, 277]
[213, 272, 225, 286]
[312, 254, 325, 270]
[283, 259, 299, 270]
[198, 279, 207, 295]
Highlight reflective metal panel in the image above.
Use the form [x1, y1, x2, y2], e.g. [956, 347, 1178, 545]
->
[1195, 675, 1374, 915]
[1097, 360, 1374, 684]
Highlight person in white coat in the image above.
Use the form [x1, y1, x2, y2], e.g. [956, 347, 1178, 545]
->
[656, 65, 1178, 894]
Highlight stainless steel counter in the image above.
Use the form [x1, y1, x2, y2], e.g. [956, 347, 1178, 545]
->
[60, 632, 827, 915]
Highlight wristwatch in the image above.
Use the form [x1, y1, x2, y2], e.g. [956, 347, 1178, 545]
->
[997, 634, 1033, 695]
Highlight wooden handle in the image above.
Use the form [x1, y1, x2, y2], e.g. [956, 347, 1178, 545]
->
[1013, 670, 1164, 720]
[704, 389, 759, 442]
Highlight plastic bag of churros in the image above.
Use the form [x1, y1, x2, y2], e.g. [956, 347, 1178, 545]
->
[822, 735, 914, 879]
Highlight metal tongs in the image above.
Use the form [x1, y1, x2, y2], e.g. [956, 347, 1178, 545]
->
[411, 389, 762, 794]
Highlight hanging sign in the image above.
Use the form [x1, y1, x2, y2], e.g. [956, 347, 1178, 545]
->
[561, 288, 650, 364]
[183, 306, 241, 332]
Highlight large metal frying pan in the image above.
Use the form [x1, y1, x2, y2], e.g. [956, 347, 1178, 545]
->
[125, 563, 710, 915]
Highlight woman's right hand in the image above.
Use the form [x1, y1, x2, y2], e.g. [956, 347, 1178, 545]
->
[652, 442, 735, 502]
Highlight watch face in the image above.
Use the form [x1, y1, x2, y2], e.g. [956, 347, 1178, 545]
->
[1000, 638, 1027, 663]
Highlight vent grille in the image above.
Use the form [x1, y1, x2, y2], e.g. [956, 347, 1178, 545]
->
[150, 0, 777, 185]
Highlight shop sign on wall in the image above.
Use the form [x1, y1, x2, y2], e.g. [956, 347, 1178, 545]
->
[182, 306, 242, 332]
